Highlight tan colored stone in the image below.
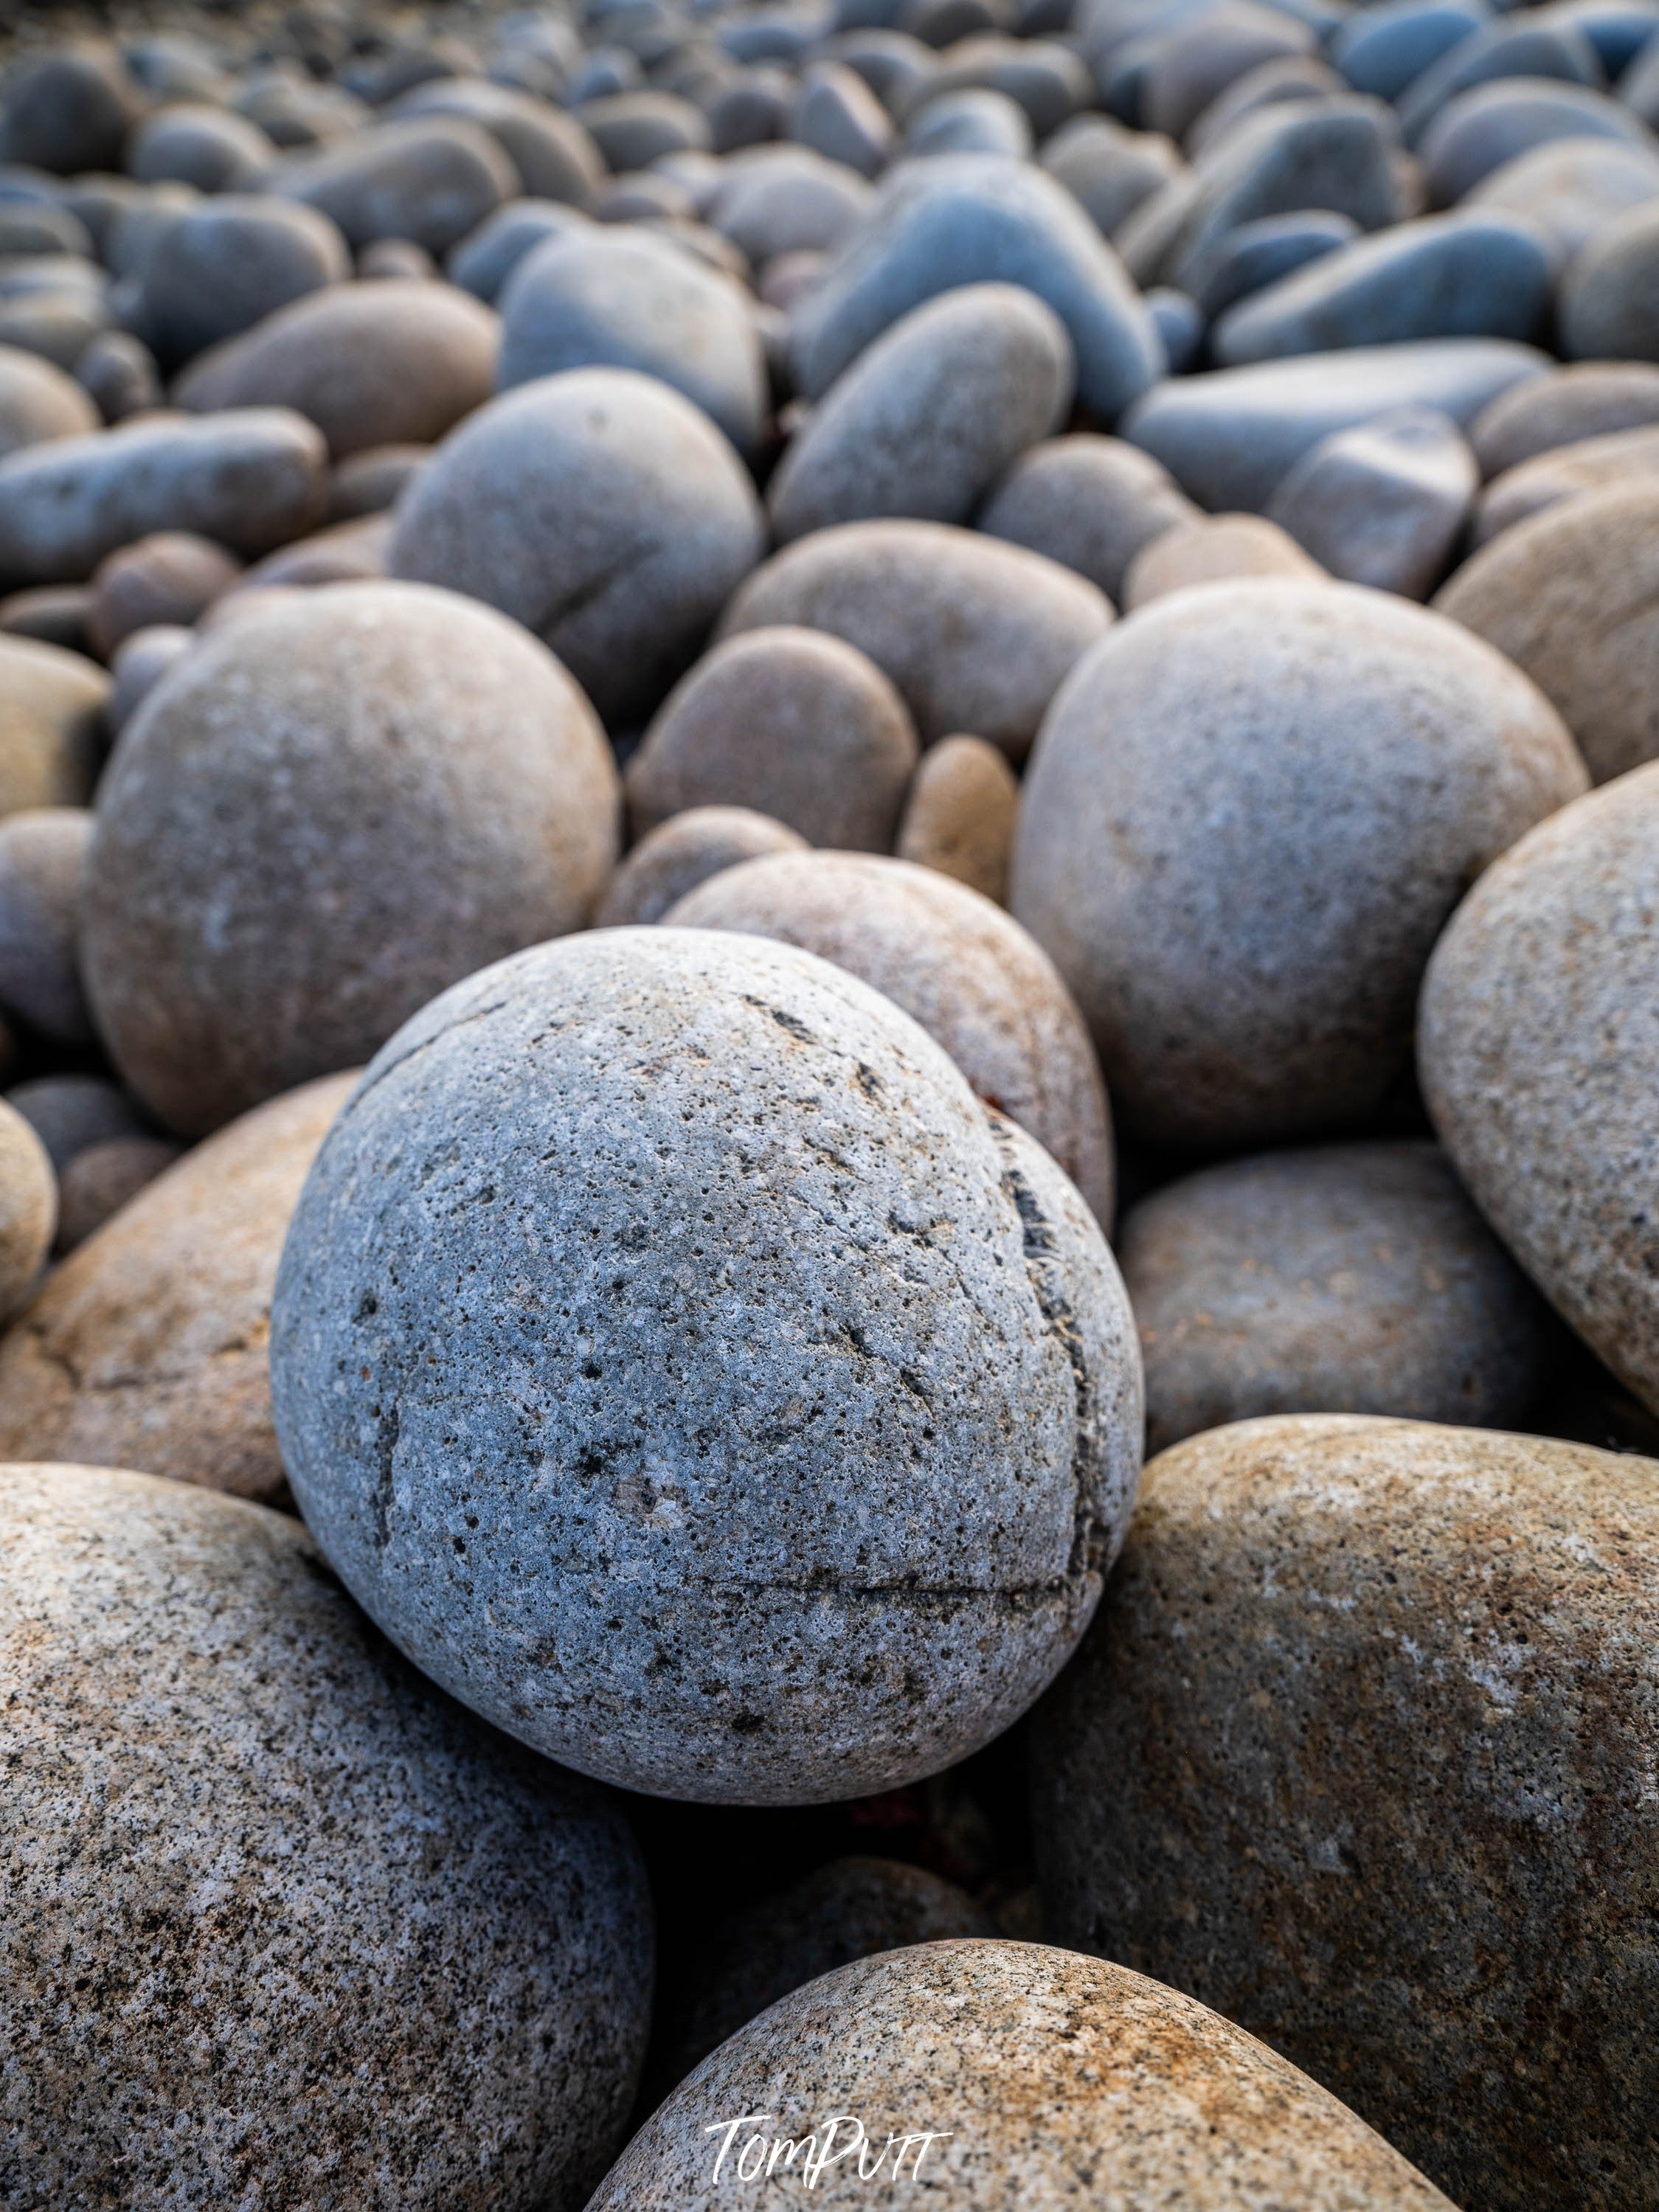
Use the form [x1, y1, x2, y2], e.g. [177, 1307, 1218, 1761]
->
[1034, 1415, 1659, 2212]
[0, 1072, 354, 1503]
[1123, 511, 1323, 610]
[1473, 421, 1659, 544]
[595, 806, 808, 928]
[0, 633, 106, 818]
[0, 1096, 53, 1322]
[896, 733, 1018, 905]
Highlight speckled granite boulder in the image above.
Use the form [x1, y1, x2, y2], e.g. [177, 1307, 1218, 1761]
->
[590, 1940, 1454, 2208]
[271, 928, 1143, 1803]
[718, 521, 1111, 757]
[596, 807, 808, 928]
[1435, 484, 1659, 783]
[0, 1073, 353, 1502]
[1420, 762, 1659, 1418]
[0, 1096, 54, 1321]
[81, 583, 618, 1135]
[1012, 579, 1585, 1148]
[1033, 1415, 1659, 2211]
[625, 628, 918, 852]
[391, 368, 764, 726]
[656, 1858, 992, 2089]
[668, 853, 1115, 1224]
[0, 1460, 651, 2209]
[1120, 1142, 1552, 1453]
[0, 634, 107, 816]
[896, 733, 1018, 904]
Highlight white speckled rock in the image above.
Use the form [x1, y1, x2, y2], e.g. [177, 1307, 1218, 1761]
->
[625, 628, 918, 851]
[1420, 761, 1659, 1418]
[668, 852, 1115, 1224]
[718, 520, 1111, 757]
[1012, 579, 1587, 1149]
[81, 583, 619, 1135]
[769, 282, 1071, 541]
[589, 1939, 1454, 2208]
[270, 928, 1143, 1803]
[1033, 1416, 1659, 2211]
[0, 1073, 354, 1502]
[596, 807, 809, 928]
[1120, 1140, 1552, 1453]
[391, 368, 764, 726]
[0, 1096, 54, 1320]
[0, 1460, 651, 2210]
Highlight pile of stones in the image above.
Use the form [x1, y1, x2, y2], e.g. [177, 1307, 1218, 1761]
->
[0, 0, 1655, 2202]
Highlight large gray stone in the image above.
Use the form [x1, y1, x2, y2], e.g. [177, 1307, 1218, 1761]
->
[1037, 112, 1185, 238]
[709, 145, 874, 263]
[1121, 337, 1548, 508]
[666, 850, 1115, 1222]
[496, 226, 767, 457]
[1420, 760, 1659, 1412]
[590, 1940, 1454, 2208]
[719, 519, 1111, 755]
[82, 583, 618, 1135]
[272, 117, 519, 254]
[126, 101, 276, 192]
[0, 1460, 651, 2209]
[140, 195, 351, 365]
[1120, 1140, 1551, 1453]
[391, 369, 764, 726]
[0, 409, 329, 586]
[1033, 1415, 1659, 2212]
[1266, 404, 1476, 597]
[790, 151, 1161, 420]
[0, 42, 141, 174]
[770, 282, 1071, 538]
[270, 926, 1143, 1803]
[1011, 578, 1586, 1148]
[1212, 211, 1554, 366]
[175, 280, 499, 460]
[392, 77, 603, 204]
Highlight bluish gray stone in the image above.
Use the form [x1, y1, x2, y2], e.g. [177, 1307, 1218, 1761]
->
[901, 33, 1092, 135]
[1212, 210, 1553, 364]
[904, 84, 1033, 156]
[446, 197, 592, 299]
[1396, 18, 1604, 145]
[977, 431, 1198, 601]
[790, 151, 1160, 420]
[391, 77, 604, 203]
[1121, 336, 1548, 507]
[710, 146, 874, 263]
[269, 926, 1144, 1803]
[497, 224, 768, 457]
[126, 102, 276, 192]
[1038, 113, 1185, 238]
[1140, 0, 1316, 142]
[1145, 282, 1202, 367]
[271, 117, 519, 254]
[792, 60, 895, 172]
[769, 281, 1072, 538]
[1329, 0, 1486, 103]
[1419, 78, 1649, 206]
[575, 89, 712, 169]
[1267, 403, 1475, 597]
[139, 194, 350, 365]
[1181, 207, 1357, 319]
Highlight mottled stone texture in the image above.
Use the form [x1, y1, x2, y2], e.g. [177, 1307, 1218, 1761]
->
[1033, 1415, 1659, 2211]
[590, 1939, 1455, 2208]
[271, 929, 1143, 1804]
[0, 1461, 652, 2210]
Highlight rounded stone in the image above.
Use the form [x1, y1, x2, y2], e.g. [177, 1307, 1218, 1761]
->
[1473, 422, 1659, 544]
[496, 225, 767, 458]
[392, 79, 603, 206]
[82, 582, 619, 1136]
[1435, 484, 1659, 783]
[976, 433, 1196, 606]
[52, 1133, 181, 1252]
[74, 328, 161, 423]
[7, 1072, 146, 1172]
[0, 44, 140, 175]
[1122, 512, 1322, 609]
[0, 633, 108, 816]
[595, 806, 810, 927]
[668, 851, 1115, 1223]
[139, 194, 351, 365]
[446, 198, 592, 301]
[793, 62, 896, 175]
[719, 519, 1111, 757]
[328, 440, 430, 519]
[791, 150, 1162, 421]
[0, 805, 91, 1042]
[0, 410, 329, 587]
[1469, 359, 1659, 476]
[1266, 404, 1476, 600]
[1420, 79, 1650, 207]
[126, 102, 277, 193]
[1037, 114, 1185, 240]
[710, 146, 873, 263]
[1012, 579, 1587, 1150]
[269, 927, 1143, 1804]
[175, 279, 499, 462]
[625, 628, 918, 852]
[904, 83, 1033, 156]
[0, 339, 98, 460]
[0, 1097, 54, 1321]
[1559, 198, 1659, 360]
[105, 623, 191, 733]
[575, 91, 712, 172]
[896, 731, 1019, 904]
[1420, 760, 1659, 1417]
[1120, 1140, 1552, 1454]
[86, 530, 240, 656]
[390, 369, 765, 727]
[1182, 207, 1359, 322]
[0, 1461, 651, 2208]
[655, 1857, 992, 2087]
[0, 1073, 352, 1501]
[1466, 135, 1659, 263]
[769, 282, 1072, 541]
[591, 1939, 1454, 2208]
[273, 117, 519, 256]
[1033, 1415, 1659, 2211]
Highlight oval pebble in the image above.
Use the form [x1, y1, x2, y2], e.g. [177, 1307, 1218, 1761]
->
[0, 805, 92, 1042]
[139, 194, 351, 365]
[896, 730, 1019, 903]
[0, 337, 98, 460]
[0, 633, 107, 815]
[596, 805, 810, 926]
[0, 1096, 55, 1320]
